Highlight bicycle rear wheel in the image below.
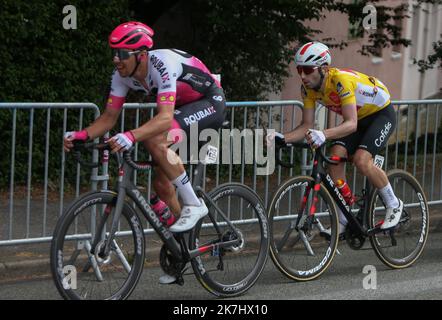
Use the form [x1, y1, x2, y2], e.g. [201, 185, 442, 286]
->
[368, 169, 429, 268]
[189, 183, 269, 297]
[50, 191, 145, 300]
[268, 176, 339, 281]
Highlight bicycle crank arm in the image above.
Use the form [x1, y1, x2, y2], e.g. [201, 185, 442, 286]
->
[188, 239, 240, 259]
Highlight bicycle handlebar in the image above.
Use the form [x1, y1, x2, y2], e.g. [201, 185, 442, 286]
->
[275, 142, 348, 169]
[72, 141, 152, 171]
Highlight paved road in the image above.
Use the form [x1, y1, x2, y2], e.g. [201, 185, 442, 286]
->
[1, 228, 441, 300]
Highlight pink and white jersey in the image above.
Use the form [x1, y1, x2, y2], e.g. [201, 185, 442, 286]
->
[108, 49, 221, 109]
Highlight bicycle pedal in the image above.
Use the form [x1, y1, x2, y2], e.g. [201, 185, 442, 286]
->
[180, 266, 190, 276]
[367, 226, 381, 236]
[176, 276, 185, 286]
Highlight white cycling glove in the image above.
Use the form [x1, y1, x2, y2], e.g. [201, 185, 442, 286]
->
[308, 129, 326, 148]
[266, 131, 287, 148]
[64, 130, 89, 141]
[109, 131, 135, 152]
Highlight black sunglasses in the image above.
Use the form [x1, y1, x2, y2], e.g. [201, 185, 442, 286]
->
[111, 49, 140, 61]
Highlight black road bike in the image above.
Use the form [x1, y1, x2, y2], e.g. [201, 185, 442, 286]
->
[50, 140, 269, 299]
[268, 143, 429, 281]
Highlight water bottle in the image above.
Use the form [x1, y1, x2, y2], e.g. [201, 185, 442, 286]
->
[150, 194, 176, 227]
[336, 179, 355, 205]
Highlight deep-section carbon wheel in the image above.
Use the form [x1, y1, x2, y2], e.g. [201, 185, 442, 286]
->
[50, 191, 145, 300]
[269, 176, 339, 281]
[368, 169, 429, 269]
[189, 183, 269, 297]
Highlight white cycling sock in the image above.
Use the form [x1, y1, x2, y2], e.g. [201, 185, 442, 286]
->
[338, 207, 348, 227]
[172, 172, 201, 207]
[379, 183, 400, 208]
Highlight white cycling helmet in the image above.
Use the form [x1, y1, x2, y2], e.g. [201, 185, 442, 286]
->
[294, 42, 331, 67]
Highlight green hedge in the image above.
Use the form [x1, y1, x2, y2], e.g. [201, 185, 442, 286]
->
[0, 0, 130, 187]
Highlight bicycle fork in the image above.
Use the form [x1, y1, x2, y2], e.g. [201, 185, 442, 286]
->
[276, 182, 318, 256]
[85, 165, 130, 278]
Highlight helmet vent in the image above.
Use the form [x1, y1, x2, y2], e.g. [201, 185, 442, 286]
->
[126, 34, 142, 45]
[304, 55, 315, 62]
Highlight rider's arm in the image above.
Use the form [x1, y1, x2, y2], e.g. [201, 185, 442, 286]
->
[284, 108, 315, 143]
[84, 70, 129, 139]
[64, 93, 125, 152]
[323, 103, 357, 140]
[283, 85, 316, 143]
[130, 104, 174, 142]
[84, 99, 124, 139]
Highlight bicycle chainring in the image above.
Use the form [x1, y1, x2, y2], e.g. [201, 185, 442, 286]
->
[159, 244, 185, 276]
[222, 229, 245, 253]
[345, 228, 366, 250]
[95, 240, 113, 265]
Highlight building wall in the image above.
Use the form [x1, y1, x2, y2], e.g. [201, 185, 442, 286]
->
[401, 1, 442, 100]
[276, 1, 442, 136]
[279, 1, 442, 103]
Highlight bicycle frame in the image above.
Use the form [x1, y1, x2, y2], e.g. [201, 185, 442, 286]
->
[97, 155, 241, 264]
[306, 150, 371, 237]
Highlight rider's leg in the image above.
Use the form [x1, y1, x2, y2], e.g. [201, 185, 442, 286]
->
[327, 144, 349, 231]
[145, 132, 205, 285]
[144, 135, 181, 216]
[144, 133, 201, 207]
[164, 93, 225, 234]
[353, 149, 403, 229]
[151, 165, 181, 216]
[328, 144, 347, 182]
[352, 105, 402, 229]
[352, 149, 391, 189]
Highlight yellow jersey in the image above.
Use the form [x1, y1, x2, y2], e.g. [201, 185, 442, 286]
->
[302, 68, 391, 120]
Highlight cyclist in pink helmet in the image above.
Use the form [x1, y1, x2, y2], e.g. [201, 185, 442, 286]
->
[108, 21, 154, 77]
[64, 21, 226, 269]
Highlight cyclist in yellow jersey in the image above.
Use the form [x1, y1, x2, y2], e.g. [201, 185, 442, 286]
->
[268, 41, 403, 235]
[302, 67, 391, 120]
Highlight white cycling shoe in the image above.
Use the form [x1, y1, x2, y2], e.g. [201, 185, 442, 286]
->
[169, 198, 208, 233]
[159, 273, 177, 285]
[380, 199, 404, 230]
[320, 222, 347, 241]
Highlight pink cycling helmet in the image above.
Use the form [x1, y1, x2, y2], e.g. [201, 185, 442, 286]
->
[109, 21, 154, 50]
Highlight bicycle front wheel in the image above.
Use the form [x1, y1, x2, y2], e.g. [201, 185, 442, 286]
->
[368, 169, 429, 269]
[50, 191, 146, 300]
[189, 183, 270, 297]
[268, 176, 339, 281]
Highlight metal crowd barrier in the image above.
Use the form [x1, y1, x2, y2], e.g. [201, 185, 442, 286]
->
[0, 103, 100, 246]
[121, 101, 305, 208]
[1, 99, 441, 246]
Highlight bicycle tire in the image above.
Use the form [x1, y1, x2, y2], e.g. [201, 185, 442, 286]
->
[50, 190, 146, 300]
[368, 169, 429, 269]
[268, 176, 339, 281]
[189, 183, 269, 297]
